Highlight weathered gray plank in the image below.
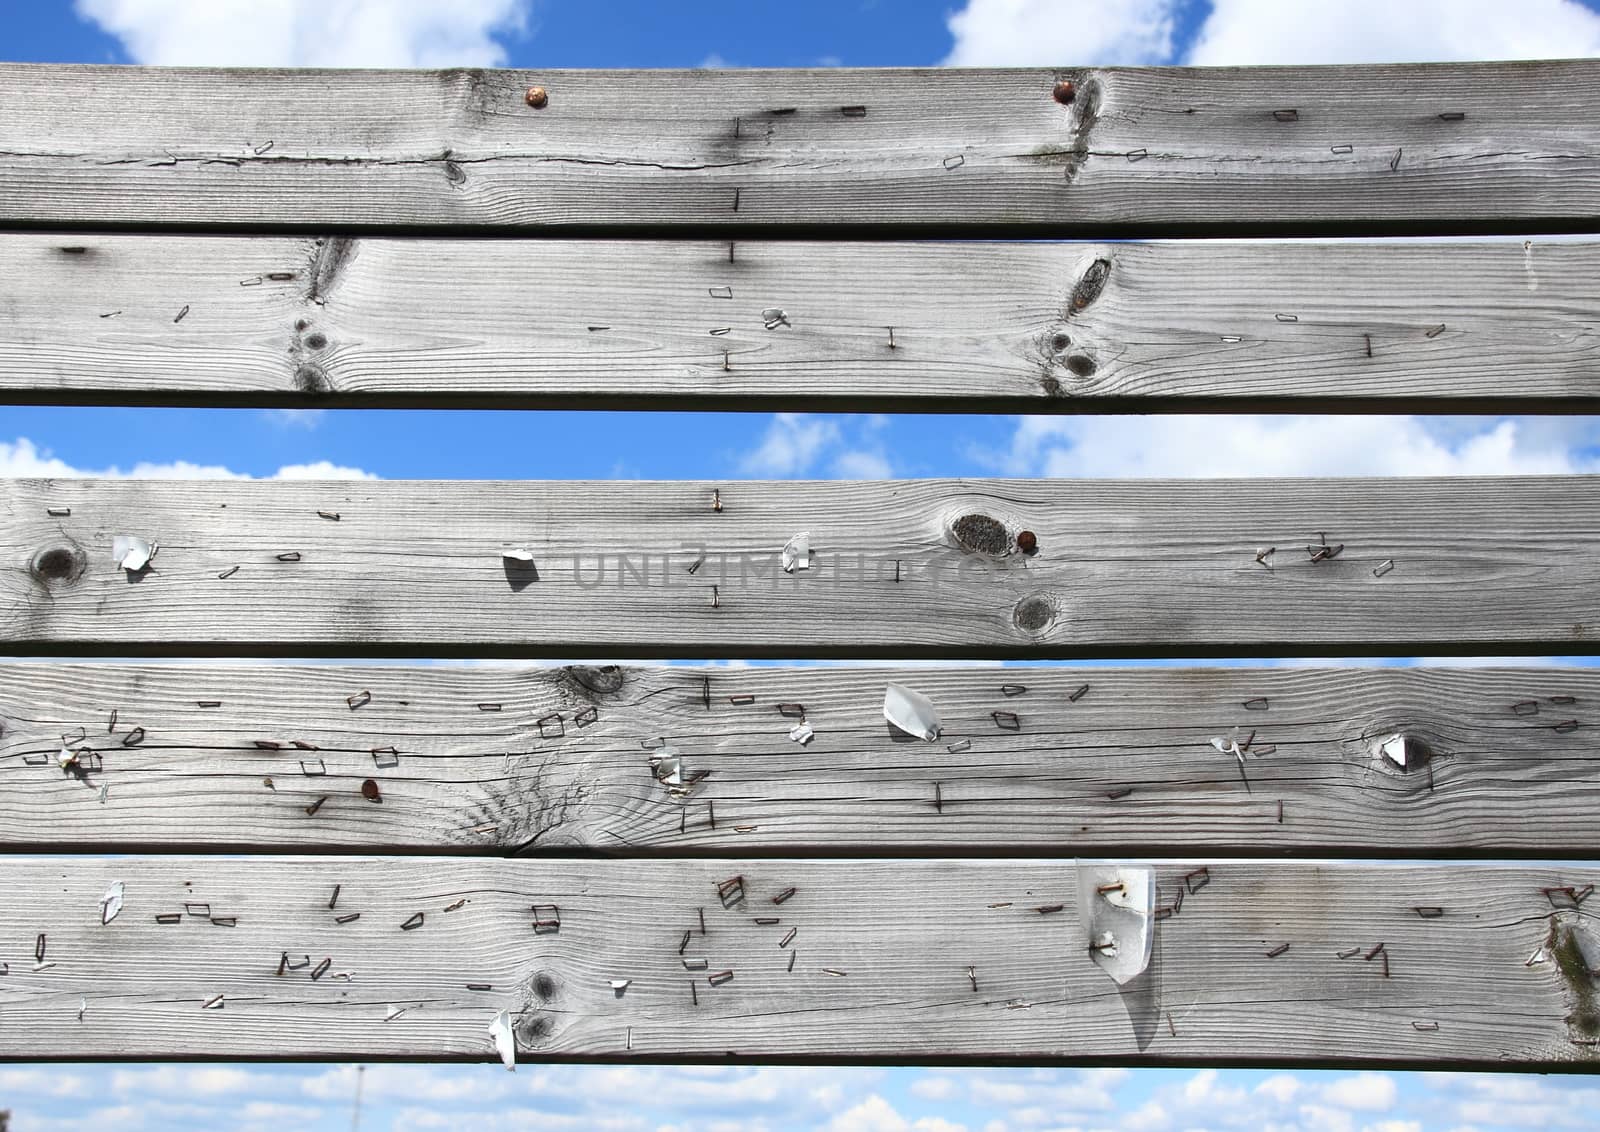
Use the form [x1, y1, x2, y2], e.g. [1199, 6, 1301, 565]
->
[3, 477, 1597, 658]
[2, 662, 1596, 854]
[4, 234, 1598, 411]
[2, 855, 1595, 1065]
[4, 62, 1600, 234]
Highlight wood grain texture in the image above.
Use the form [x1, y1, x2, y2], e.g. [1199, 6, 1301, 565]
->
[3, 855, 1598, 1065]
[4, 233, 1599, 411]
[5, 62, 1600, 234]
[2, 662, 1597, 855]
[3, 476, 1598, 658]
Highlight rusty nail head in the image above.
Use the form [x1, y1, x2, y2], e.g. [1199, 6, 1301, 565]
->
[1053, 80, 1076, 105]
[525, 86, 549, 108]
[1017, 530, 1038, 555]
[361, 778, 382, 802]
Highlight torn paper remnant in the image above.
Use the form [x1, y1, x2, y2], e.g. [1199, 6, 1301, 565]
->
[489, 1009, 516, 1071]
[99, 881, 124, 926]
[112, 535, 156, 572]
[884, 684, 942, 741]
[1078, 862, 1155, 986]
[781, 532, 812, 573]
[651, 745, 683, 787]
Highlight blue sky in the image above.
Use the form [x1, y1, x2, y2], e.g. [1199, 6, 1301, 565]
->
[6, 1, 1600, 1131]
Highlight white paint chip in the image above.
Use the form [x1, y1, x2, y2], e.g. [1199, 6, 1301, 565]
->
[788, 722, 815, 746]
[1379, 733, 1409, 768]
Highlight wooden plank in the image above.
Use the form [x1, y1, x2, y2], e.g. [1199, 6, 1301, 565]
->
[4, 62, 1600, 235]
[2, 855, 1596, 1065]
[3, 476, 1597, 658]
[3, 662, 1597, 855]
[5, 233, 1599, 411]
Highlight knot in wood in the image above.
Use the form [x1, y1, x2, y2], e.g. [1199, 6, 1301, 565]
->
[294, 365, 328, 395]
[1070, 258, 1111, 313]
[1013, 594, 1056, 633]
[30, 544, 85, 586]
[1373, 729, 1433, 773]
[568, 664, 625, 696]
[952, 513, 1009, 556]
[517, 1012, 555, 1045]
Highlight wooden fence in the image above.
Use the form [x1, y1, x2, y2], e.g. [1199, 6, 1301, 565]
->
[1, 60, 1599, 1069]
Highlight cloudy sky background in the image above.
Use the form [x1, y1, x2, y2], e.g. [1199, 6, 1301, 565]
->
[4, 0, 1600, 1129]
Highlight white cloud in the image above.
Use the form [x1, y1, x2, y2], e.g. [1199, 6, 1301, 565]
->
[1121, 1100, 1169, 1131]
[393, 1107, 647, 1132]
[736, 413, 894, 479]
[827, 1095, 914, 1132]
[1320, 1074, 1396, 1113]
[910, 1075, 960, 1102]
[239, 1101, 326, 1123]
[263, 409, 327, 430]
[825, 1094, 971, 1132]
[1297, 1105, 1359, 1132]
[75, 0, 530, 67]
[1255, 1075, 1302, 1105]
[943, 0, 1175, 66]
[0, 437, 376, 480]
[832, 448, 894, 479]
[268, 459, 381, 480]
[0, 1067, 91, 1097]
[988, 415, 1596, 478]
[302, 1064, 514, 1104]
[1180, 1069, 1247, 1109]
[302, 1064, 864, 1128]
[110, 1066, 282, 1097]
[941, 0, 1600, 68]
[739, 413, 841, 476]
[969, 1071, 1119, 1112]
[1187, 0, 1600, 65]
